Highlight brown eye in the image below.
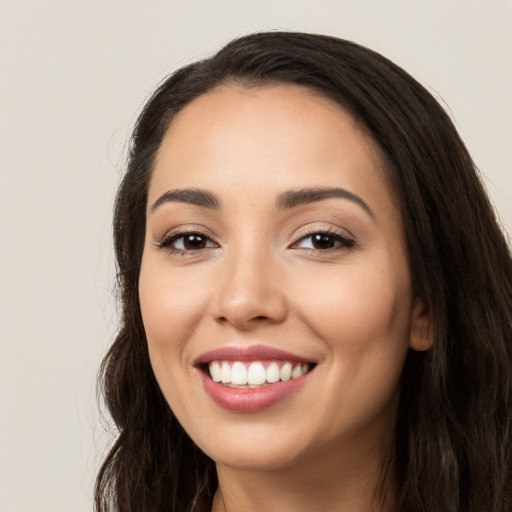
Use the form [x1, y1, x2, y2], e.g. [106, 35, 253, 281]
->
[158, 232, 217, 253]
[310, 234, 338, 250]
[293, 231, 355, 251]
[181, 234, 208, 250]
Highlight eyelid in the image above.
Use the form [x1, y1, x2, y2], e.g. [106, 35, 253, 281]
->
[155, 226, 219, 254]
[289, 225, 356, 251]
[153, 223, 355, 254]
[154, 223, 217, 243]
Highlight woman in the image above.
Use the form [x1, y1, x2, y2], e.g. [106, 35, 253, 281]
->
[95, 32, 512, 512]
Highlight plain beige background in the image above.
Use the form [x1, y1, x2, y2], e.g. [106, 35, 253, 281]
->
[0, 1, 510, 511]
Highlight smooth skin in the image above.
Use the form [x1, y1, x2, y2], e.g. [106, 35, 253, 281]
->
[139, 84, 433, 512]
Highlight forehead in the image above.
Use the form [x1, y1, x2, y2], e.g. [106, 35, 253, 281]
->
[161, 83, 370, 154]
[151, 83, 392, 195]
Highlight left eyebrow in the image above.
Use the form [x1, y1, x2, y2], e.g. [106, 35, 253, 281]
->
[276, 187, 375, 219]
[150, 188, 220, 213]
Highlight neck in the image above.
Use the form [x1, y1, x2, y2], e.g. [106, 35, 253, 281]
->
[211, 438, 396, 512]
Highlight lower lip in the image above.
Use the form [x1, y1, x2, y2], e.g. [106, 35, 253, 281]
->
[198, 369, 309, 412]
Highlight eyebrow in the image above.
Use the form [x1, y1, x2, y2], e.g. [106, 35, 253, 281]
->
[150, 186, 374, 219]
[150, 188, 219, 212]
[276, 187, 374, 218]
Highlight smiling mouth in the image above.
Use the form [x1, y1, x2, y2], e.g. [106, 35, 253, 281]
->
[204, 360, 315, 388]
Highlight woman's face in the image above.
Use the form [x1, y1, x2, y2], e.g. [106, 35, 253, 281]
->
[139, 84, 430, 472]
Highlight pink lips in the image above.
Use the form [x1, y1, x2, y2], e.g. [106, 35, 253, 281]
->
[195, 345, 310, 365]
[195, 345, 314, 413]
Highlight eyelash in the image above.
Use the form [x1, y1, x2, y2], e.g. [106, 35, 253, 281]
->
[290, 227, 355, 252]
[156, 230, 218, 255]
[156, 227, 355, 255]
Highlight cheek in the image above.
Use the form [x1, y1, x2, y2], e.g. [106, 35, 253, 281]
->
[138, 260, 214, 423]
[138, 261, 210, 369]
[292, 262, 412, 432]
[294, 260, 412, 360]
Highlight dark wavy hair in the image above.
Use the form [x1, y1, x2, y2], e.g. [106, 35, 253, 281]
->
[95, 31, 512, 512]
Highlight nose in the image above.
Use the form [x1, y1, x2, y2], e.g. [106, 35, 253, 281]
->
[211, 245, 288, 331]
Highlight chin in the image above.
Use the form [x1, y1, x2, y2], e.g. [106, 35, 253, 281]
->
[189, 421, 311, 472]
[208, 443, 302, 472]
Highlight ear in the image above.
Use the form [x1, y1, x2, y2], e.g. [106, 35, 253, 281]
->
[409, 297, 434, 351]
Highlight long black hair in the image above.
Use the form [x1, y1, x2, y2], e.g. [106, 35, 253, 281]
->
[96, 31, 512, 512]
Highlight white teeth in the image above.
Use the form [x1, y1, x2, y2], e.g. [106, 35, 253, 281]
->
[210, 361, 221, 382]
[207, 360, 311, 387]
[247, 362, 266, 385]
[231, 362, 248, 385]
[280, 362, 293, 381]
[292, 363, 304, 379]
[266, 361, 280, 383]
[221, 361, 231, 383]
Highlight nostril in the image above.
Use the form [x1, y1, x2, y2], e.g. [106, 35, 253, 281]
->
[212, 289, 287, 328]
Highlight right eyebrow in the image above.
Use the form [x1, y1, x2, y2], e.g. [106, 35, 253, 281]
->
[276, 187, 375, 220]
[150, 188, 220, 213]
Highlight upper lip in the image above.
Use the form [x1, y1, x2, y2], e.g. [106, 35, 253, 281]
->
[194, 345, 315, 365]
